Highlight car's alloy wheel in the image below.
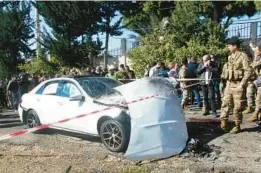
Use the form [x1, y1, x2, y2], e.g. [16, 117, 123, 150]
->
[27, 110, 41, 128]
[100, 120, 129, 152]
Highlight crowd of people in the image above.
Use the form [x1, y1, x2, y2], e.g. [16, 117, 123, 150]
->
[142, 37, 261, 133]
[0, 64, 136, 111]
[0, 37, 261, 134]
[144, 55, 222, 117]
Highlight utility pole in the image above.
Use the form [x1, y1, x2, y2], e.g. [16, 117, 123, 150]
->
[36, 7, 40, 59]
[121, 38, 127, 66]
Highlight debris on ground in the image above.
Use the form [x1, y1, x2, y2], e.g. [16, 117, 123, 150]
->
[92, 168, 104, 173]
[64, 166, 72, 173]
[181, 138, 221, 160]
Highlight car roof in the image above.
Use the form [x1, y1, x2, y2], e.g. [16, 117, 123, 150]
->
[43, 76, 119, 83]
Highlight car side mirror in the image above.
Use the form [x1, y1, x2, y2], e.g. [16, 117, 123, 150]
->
[69, 95, 85, 101]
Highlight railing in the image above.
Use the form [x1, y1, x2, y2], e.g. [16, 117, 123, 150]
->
[226, 21, 261, 40]
[104, 21, 261, 60]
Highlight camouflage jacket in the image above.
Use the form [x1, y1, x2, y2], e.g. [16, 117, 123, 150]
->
[222, 51, 252, 87]
[251, 55, 261, 76]
[178, 66, 188, 88]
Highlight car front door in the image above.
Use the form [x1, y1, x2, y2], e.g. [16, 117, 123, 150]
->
[54, 80, 93, 132]
[36, 80, 62, 124]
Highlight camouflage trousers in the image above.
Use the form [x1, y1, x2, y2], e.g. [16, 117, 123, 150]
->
[220, 81, 244, 123]
[255, 87, 261, 112]
[246, 81, 256, 108]
[181, 88, 189, 106]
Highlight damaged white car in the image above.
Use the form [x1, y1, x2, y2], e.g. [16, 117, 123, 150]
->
[18, 76, 188, 160]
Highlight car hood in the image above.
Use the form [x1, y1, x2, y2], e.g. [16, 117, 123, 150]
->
[114, 77, 188, 161]
[93, 89, 127, 109]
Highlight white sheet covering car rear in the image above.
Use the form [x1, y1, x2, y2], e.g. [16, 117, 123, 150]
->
[115, 78, 188, 161]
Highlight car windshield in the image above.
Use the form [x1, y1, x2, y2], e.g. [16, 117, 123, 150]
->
[76, 77, 122, 98]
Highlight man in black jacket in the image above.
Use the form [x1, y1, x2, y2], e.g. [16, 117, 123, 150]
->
[197, 55, 218, 117]
[6, 76, 19, 111]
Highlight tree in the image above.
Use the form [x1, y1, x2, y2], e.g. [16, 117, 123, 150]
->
[35, 1, 103, 67]
[99, 2, 125, 68]
[128, 2, 227, 77]
[121, 1, 175, 36]
[210, 1, 256, 26]
[255, 1, 261, 11]
[123, 1, 257, 35]
[0, 1, 34, 76]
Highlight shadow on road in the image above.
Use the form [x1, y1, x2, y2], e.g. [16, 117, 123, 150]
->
[0, 120, 21, 124]
[36, 128, 101, 143]
[0, 114, 19, 119]
[187, 121, 231, 143]
[0, 122, 24, 128]
[240, 125, 261, 133]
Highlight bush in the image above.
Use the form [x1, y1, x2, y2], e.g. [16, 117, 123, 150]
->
[18, 57, 59, 76]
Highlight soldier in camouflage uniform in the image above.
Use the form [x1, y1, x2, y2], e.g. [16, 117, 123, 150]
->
[116, 64, 129, 80]
[220, 37, 252, 134]
[242, 51, 257, 114]
[247, 45, 261, 122]
[179, 57, 189, 109]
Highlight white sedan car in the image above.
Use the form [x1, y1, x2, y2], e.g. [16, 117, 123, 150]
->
[18, 76, 130, 152]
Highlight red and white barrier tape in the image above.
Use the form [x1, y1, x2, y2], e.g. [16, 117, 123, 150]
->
[0, 92, 164, 141]
[0, 82, 201, 141]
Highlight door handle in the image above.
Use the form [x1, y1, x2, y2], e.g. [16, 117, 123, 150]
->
[57, 102, 63, 106]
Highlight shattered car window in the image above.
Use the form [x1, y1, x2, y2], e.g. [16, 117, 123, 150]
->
[76, 77, 122, 98]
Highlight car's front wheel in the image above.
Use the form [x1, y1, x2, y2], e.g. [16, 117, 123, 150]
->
[26, 109, 41, 128]
[100, 120, 130, 152]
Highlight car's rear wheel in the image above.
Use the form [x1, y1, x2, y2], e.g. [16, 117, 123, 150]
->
[100, 120, 130, 152]
[26, 110, 41, 128]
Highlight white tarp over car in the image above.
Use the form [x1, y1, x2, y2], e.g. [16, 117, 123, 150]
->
[115, 77, 188, 161]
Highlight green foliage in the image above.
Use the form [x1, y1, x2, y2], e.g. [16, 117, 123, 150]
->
[0, 1, 34, 75]
[18, 57, 59, 76]
[123, 1, 257, 35]
[118, 166, 149, 173]
[129, 3, 228, 77]
[122, 1, 175, 36]
[255, 1, 261, 11]
[36, 1, 103, 66]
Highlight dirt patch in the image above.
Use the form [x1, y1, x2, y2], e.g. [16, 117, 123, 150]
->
[0, 109, 261, 173]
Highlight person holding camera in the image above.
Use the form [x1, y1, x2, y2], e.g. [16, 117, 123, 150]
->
[197, 55, 218, 117]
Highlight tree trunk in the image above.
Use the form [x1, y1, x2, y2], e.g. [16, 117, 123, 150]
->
[36, 7, 40, 59]
[212, 2, 219, 22]
[104, 20, 110, 69]
[213, 5, 218, 22]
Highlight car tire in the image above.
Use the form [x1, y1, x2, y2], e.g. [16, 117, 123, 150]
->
[26, 109, 41, 128]
[100, 120, 130, 152]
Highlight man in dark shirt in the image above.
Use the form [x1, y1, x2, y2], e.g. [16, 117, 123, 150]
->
[187, 57, 202, 107]
[197, 55, 218, 117]
[6, 76, 19, 111]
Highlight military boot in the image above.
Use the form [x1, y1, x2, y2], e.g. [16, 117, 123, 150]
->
[220, 120, 229, 133]
[230, 122, 241, 134]
[246, 111, 259, 122]
[242, 107, 254, 114]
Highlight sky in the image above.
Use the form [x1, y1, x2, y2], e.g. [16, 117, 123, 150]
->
[31, 7, 261, 52]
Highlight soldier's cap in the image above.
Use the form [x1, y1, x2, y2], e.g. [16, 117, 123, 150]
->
[227, 36, 241, 47]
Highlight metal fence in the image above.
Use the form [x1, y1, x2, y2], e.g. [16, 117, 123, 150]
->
[226, 21, 261, 40]
[101, 39, 138, 58]
[105, 21, 261, 58]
